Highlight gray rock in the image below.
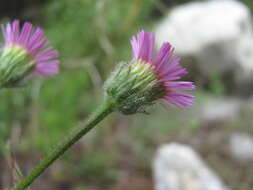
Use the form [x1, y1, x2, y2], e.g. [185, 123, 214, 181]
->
[201, 98, 241, 121]
[155, 0, 253, 82]
[229, 133, 253, 162]
[153, 143, 230, 190]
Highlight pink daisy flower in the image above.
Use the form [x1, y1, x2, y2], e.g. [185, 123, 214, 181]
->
[105, 30, 195, 114]
[130, 30, 195, 108]
[1, 20, 59, 77]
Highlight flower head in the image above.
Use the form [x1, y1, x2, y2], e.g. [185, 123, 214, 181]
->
[104, 30, 195, 114]
[0, 20, 59, 88]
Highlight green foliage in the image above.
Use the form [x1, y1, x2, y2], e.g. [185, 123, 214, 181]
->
[0, 88, 29, 153]
[28, 0, 155, 149]
[73, 185, 87, 190]
[0, 2, 201, 187]
[0, 0, 156, 152]
[242, 0, 253, 12]
[3, 0, 245, 189]
[45, 0, 154, 61]
[208, 71, 225, 96]
[21, 70, 94, 150]
[73, 151, 119, 181]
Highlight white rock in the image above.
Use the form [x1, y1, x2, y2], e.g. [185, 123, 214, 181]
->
[155, 0, 253, 75]
[153, 143, 230, 190]
[202, 98, 241, 121]
[229, 133, 253, 161]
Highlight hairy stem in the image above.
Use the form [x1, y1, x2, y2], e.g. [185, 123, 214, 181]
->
[13, 99, 114, 190]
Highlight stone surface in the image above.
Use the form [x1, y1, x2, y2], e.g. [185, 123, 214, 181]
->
[229, 133, 253, 162]
[201, 98, 241, 121]
[155, 0, 253, 78]
[153, 143, 230, 190]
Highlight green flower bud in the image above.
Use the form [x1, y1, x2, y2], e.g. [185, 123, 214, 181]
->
[104, 61, 165, 114]
[0, 45, 34, 87]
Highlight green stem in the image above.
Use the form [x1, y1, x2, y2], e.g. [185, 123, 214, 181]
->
[13, 99, 115, 190]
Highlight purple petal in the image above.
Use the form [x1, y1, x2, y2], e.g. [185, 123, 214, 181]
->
[27, 28, 44, 50]
[152, 42, 172, 67]
[157, 56, 180, 75]
[157, 57, 188, 81]
[164, 92, 195, 108]
[131, 30, 154, 62]
[6, 23, 12, 44]
[19, 22, 33, 46]
[29, 38, 48, 55]
[164, 81, 196, 90]
[35, 60, 60, 76]
[12, 20, 20, 43]
[35, 49, 59, 62]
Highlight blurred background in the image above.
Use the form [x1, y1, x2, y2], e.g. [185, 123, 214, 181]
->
[1, 0, 253, 189]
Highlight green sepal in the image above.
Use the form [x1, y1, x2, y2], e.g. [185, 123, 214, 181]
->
[0, 45, 35, 88]
[104, 60, 165, 115]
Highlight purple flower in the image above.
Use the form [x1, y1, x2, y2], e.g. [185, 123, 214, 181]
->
[105, 30, 195, 114]
[1, 20, 59, 77]
[130, 30, 195, 108]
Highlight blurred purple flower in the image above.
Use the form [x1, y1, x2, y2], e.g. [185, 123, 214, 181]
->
[1, 20, 59, 76]
[131, 30, 195, 108]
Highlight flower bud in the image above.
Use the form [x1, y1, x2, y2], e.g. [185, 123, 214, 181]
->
[0, 20, 59, 88]
[104, 30, 195, 114]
